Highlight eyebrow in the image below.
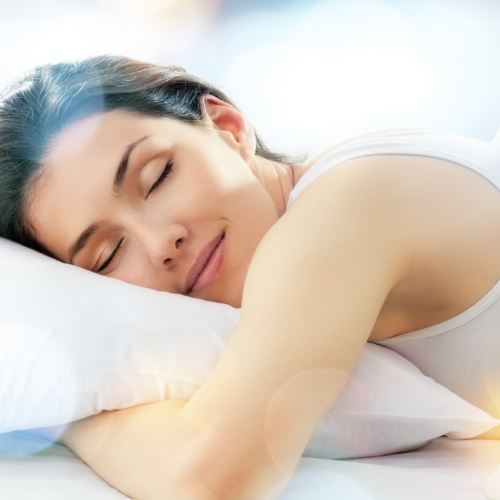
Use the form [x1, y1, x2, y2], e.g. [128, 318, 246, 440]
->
[68, 135, 150, 264]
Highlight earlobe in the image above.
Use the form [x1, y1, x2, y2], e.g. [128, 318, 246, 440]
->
[200, 94, 256, 162]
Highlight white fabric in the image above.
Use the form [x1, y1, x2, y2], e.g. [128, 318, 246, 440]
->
[376, 280, 500, 418]
[287, 127, 500, 418]
[0, 237, 241, 432]
[287, 127, 500, 210]
[1, 235, 499, 460]
[485, 464, 500, 500]
[493, 127, 500, 143]
[1, 432, 499, 499]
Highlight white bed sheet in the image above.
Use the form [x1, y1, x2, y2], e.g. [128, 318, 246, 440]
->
[1, 432, 499, 499]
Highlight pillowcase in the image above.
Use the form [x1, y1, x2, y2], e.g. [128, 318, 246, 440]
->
[484, 464, 500, 500]
[1, 237, 498, 460]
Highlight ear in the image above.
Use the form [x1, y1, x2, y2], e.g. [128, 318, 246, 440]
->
[200, 94, 257, 162]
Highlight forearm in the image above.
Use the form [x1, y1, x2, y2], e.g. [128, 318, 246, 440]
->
[57, 388, 307, 500]
[60, 400, 216, 500]
[181, 331, 352, 499]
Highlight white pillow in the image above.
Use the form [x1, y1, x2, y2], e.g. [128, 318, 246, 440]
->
[1, 237, 498, 459]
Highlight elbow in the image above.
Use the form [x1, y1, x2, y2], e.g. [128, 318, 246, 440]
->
[184, 441, 292, 500]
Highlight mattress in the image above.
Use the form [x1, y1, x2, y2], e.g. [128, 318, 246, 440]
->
[1, 432, 499, 499]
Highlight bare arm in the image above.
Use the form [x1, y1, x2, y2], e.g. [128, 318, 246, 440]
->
[59, 399, 220, 499]
[180, 156, 411, 498]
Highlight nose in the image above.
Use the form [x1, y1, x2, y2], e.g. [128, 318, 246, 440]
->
[137, 223, 189, 270]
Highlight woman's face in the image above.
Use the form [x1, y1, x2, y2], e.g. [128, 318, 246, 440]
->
[27, 97, 299, 308]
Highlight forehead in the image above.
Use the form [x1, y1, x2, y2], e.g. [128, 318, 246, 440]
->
[47, 109, 189, 162]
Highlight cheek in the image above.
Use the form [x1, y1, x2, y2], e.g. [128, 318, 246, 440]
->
[112, 257, 159, 289]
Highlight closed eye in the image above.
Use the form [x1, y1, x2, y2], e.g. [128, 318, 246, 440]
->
[96, 237, 125, 274]
[146, 159, 175, 198]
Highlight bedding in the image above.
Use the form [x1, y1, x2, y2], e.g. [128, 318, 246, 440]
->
[1, 431, 499, 499]
[1, 236, 499, 461]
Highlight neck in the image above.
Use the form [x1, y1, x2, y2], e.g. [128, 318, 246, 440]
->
[250, 156, 305, 217]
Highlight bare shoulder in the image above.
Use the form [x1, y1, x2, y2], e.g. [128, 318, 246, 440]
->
[286, 153, 414, 264]
[242, 154, 414, 322]
[292, 153, 500, 341]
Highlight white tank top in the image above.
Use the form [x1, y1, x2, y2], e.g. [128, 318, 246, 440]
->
[286, 128, 500, 418]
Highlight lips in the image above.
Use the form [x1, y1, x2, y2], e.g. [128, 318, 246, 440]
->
[185, 232, 225, 293]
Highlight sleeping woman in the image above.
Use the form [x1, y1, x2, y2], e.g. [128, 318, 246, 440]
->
[0, 55, 499, 499]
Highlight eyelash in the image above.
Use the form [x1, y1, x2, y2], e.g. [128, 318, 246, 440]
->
[95, 160, 175, 274]
[96, 237, 125, 273]
[146, 159, 175, 198]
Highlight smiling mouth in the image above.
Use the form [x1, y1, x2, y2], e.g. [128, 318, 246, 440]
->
[186, 232, 225, 294]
